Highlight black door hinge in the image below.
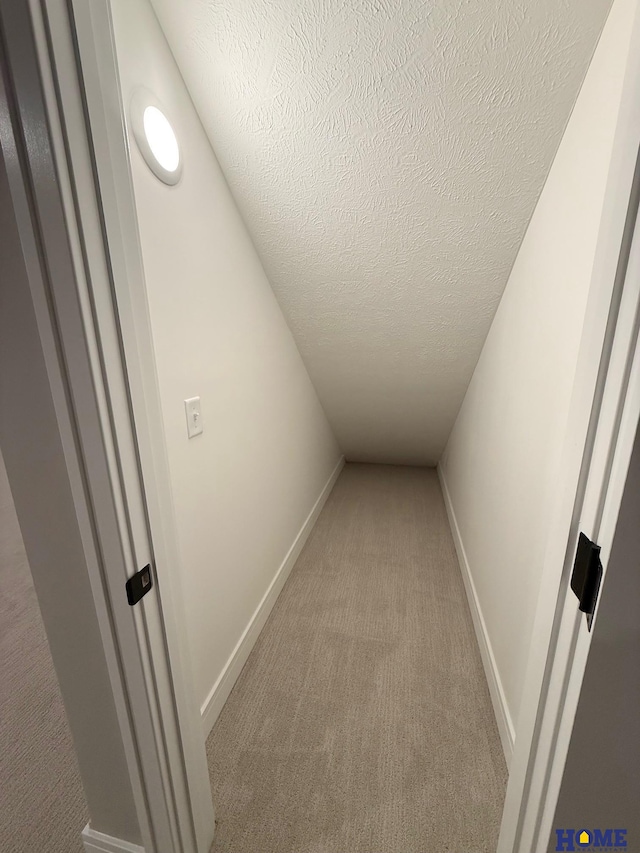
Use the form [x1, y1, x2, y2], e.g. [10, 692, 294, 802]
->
[125, 564, 153, 605]
[570, 532, 602, 630]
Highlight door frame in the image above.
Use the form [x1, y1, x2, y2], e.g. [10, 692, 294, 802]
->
[5, 0, 640, 850]
[498, 3, 640, 850]
[505, 206, 640, 853]
[38, 2, 217, 849]
[43, 3, 221, 847]
[535, 226, 640, 851]
[0, 0, 215, 851]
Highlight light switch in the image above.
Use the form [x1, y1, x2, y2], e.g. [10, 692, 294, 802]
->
[184, 396, 203, 438]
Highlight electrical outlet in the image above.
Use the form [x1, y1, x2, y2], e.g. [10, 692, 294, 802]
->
[184, 396, 203, 438]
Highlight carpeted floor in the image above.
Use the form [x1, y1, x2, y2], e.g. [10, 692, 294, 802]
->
[206, 462, 507, 853]
[0, 451, 87, 852]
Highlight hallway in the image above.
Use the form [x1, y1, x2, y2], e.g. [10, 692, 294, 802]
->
[207, 463, 507, 853]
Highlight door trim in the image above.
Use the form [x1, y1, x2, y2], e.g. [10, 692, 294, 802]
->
[498, 3, 640, 850]
[1, 0, 215, 850]
[47, 0, 217, 846]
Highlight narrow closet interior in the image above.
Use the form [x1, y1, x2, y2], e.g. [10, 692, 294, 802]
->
[105, 0, 632, 850]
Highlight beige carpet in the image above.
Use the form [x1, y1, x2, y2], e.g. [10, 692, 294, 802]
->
[0, 452, 87, 852]
[207, 463, 507, 853]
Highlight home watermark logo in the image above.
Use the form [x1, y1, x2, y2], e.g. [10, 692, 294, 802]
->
[555, 828, 628, 851]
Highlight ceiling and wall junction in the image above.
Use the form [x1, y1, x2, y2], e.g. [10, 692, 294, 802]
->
[150, 0, 612, 464]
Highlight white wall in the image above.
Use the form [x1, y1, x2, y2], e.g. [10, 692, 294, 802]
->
[439, 0, 636, 743]
[110, 0, 341, 718]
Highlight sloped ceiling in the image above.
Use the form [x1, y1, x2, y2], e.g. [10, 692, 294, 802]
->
[151, 0, 611, 465]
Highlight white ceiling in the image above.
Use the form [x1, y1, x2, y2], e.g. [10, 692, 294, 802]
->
[151, 0, 611, 465]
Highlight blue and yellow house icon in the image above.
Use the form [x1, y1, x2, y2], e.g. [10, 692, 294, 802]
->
[556, 826, 628, 850]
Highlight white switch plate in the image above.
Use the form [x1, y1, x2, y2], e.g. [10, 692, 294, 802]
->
[184, 396, 203, 438]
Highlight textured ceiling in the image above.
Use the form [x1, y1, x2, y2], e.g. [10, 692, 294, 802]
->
[151, 0, 612, 464]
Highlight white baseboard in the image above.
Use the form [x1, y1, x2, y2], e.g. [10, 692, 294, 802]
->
[437, 463, 515, 766]
[82, 825, 145, 853]
[201, 455, 346, 737]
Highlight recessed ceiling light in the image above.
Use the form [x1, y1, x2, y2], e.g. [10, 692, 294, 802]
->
[130, 89, 183, 185]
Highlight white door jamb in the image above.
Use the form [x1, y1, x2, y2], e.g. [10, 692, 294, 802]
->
[498, 4, 640, 850]
[0, 0, 215, 850]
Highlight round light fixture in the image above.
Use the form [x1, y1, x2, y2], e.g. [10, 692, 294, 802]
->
[130, 89, 183, 185]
